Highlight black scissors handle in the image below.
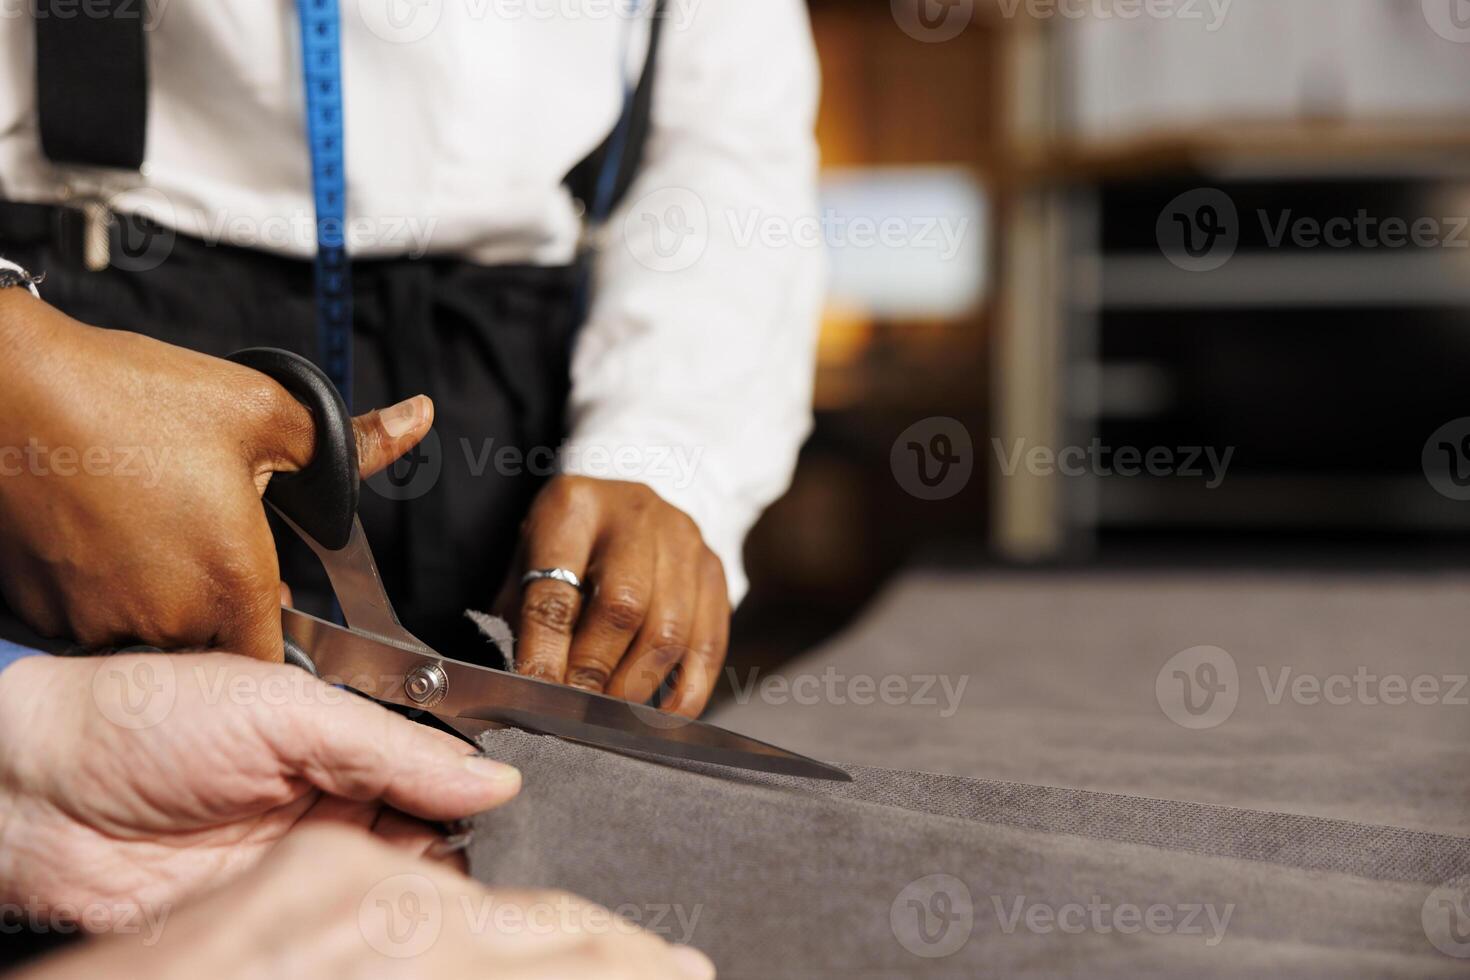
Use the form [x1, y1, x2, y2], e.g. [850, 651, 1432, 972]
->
[226, 348, 359, 551]
[228, 347, 429, 660]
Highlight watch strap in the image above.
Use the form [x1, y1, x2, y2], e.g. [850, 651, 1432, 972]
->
[0, 259, 43, 297]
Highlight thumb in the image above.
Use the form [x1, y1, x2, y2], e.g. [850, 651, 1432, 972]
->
[354, 395, 435, 478]
[274, 685, 522, 820]
[247, 386, 432, 484]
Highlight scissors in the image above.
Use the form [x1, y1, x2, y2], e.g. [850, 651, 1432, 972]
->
[228, 348, 849, 782]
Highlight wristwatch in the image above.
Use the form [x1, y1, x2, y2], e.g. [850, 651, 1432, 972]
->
[0, 259, 43, 297]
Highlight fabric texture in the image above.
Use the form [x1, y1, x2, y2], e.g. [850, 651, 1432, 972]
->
[468, 571, 1470, 978]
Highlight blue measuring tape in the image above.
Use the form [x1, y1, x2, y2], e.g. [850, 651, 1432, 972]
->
[293, 1, 646, 403]
[296, 0, 352, 410]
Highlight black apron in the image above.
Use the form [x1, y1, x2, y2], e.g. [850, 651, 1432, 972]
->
[2, 2, 667, 662]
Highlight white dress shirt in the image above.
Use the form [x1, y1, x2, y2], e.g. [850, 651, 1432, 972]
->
[0, 0, 825, 602]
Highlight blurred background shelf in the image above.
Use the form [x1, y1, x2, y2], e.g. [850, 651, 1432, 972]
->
[990, 4, 1470, 564]
[1093, 251, 1470, 308]
[1009, 122, 1470, 183]
[733, 0, 1470, 678]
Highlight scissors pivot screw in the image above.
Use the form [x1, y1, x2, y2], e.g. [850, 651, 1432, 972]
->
[404, 663, 448, 708]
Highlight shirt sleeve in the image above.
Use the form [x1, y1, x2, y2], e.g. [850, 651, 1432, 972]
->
[0, 639, 45, 676]
[562, 0, 826, 606]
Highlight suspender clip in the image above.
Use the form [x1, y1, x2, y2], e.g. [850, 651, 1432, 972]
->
[48, 193, 112, 273]
[78, 198, 113, 273]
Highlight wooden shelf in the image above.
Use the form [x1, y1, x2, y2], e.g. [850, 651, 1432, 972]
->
[1003, 119, 1470, 185]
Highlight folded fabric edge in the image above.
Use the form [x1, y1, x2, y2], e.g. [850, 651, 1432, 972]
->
[476, 728, 1470, 886]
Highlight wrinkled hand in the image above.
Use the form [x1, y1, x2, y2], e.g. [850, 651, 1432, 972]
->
[18, 825, 715, 980]
[500, 476, 730, 718]
[0, 289, 433, 661]
[0, 652, 521, 919]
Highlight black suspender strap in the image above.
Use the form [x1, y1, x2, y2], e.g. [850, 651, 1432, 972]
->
[563, 0, 668, 221]
[35, 0, 148, 170]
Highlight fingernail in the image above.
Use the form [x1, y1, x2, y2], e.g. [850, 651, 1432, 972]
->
[671, 945, 715, 980]
[566, 668, 606, 692]
[381, 396, 427, 439]
[464, 755, 521, 788]
[518, 662, 559, 682]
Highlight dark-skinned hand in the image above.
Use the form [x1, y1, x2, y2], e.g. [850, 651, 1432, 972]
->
[497, 476, 730, 719]
[0, 289, 434, 660]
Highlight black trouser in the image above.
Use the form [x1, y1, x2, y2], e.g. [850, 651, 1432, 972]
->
[2, 208, 585, 664]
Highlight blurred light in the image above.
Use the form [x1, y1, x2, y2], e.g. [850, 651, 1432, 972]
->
[816, 303, 875, 368]
[819, 167, 987, 321]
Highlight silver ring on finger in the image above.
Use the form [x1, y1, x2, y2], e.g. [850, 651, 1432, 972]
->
[521, 567, 587, 594]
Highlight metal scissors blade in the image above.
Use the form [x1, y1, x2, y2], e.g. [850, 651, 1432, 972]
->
[282, 606, 850, 781]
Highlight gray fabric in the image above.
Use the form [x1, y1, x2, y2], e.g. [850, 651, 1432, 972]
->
[468, 571, 1470, 977]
